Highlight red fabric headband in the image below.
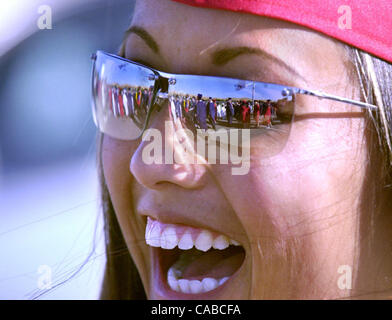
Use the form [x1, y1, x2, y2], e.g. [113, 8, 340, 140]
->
[171, 0, 392, 63]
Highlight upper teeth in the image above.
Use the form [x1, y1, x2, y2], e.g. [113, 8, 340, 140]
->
[145, 217, 240, 251]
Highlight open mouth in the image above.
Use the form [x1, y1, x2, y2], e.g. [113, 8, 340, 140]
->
[145, 217, 245, 295]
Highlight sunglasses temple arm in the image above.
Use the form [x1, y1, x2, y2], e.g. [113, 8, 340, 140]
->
[295, 88, 378, 110]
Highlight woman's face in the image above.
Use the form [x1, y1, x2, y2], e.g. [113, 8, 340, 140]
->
[102, 0, 367, 299]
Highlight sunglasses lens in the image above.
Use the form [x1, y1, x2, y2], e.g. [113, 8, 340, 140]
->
[92, 52, 156, 140]
[91, 53, 295, 158]
[165, 75, 295, 158]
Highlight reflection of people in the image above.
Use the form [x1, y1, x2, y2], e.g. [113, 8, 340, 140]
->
[136, 88, 141, 107]
[182, 96, 189, 113]
[241, 100, 250, 128]
[121, 88, 129, 117]
[100, 0, 392, 300]
[126, 88, 135, 117]
[141, 88, 149, 113]
[264, 99, 272, 128]
[196, 93, 207, 130]
[174, 95, 182, 119]
[234, 101, 241, 122]
[254, 100, 260, 127]
[213, 99, 217, 122]
[207, 97, 216, 130]
[189, 96, 197, 123]
[107, 86, 114, 116]
[226, 98, 234, 124]
[260, 101, 267, 124]
[147, 86, 154, 107]
[112, 86, 119, 117]
[217, 102, 225, 119]
[117, 87, 125, 116]
[133, 87, 142, 117]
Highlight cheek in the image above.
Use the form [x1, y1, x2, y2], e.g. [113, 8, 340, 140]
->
[101, 135, 140, 226]
[102, 137, 131, 193]
[264, 118, 364, 234]
[102, 134, 141, 182]
[214, 117, 365, 240]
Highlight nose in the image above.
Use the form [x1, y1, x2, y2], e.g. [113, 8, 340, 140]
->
[130, 105, 207, 190]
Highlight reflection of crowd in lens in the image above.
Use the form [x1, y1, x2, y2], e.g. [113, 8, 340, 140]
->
[170, 93, 279, 130]
[98, 80, 154, 127]
[95, 77, 282, 131]
[170, 93, 217, 131]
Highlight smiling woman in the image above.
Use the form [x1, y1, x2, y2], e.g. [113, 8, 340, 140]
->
[94, 0, 392, 299]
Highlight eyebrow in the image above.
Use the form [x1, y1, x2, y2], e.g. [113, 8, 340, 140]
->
[123, 26, 304, 80]
[123, 25, 160, 54]
[211, 46, 305, 80]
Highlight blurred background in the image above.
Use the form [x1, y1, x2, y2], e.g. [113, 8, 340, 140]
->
[0, 0, 135, 299]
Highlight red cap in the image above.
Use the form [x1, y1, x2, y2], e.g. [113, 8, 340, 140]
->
[171, 0, 392, 63]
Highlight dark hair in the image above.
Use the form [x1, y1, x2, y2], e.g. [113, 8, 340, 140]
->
[98, 140, 146, 299]
[98, 47, 392, 299]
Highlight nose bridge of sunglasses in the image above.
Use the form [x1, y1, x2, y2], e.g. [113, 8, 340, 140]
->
[137, 75, 173, 137]
[157, 75, 170, 94]
[145, 74, 179, 113]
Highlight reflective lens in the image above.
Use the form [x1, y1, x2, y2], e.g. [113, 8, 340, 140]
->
[92, 51, 295, 157]
[162, 74, 295, 157]
[92, 51, 157, 140]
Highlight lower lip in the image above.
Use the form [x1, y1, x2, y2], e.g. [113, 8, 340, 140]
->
[151, 247, 244, 299]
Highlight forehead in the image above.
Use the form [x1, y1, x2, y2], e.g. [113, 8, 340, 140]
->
[131, 0, 341, 48]
[131, 0, 303, 50]
[128, 0, 350, 89]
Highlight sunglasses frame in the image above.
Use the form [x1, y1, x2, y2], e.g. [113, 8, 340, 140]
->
[91, 50, 378, 140]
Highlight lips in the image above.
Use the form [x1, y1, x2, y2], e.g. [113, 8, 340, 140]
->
[145, 217, 245, 295]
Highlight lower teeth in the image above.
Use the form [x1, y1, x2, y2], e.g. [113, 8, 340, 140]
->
[167, 263, 229, 294]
